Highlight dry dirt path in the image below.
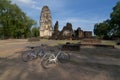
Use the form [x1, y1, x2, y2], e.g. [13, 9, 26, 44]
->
[1, 53, 120, 80]
[0, 39, 120, 80]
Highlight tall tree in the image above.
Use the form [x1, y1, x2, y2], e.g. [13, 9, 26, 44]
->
[31, 27, 39, 37]
[94, 1, 120, 39]
[94, 20, 110, 39]
[0, 0, 36, 39]
[110, 1, 120, 37]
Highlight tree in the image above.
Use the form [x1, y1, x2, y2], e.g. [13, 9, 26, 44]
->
[31, 27, 39, 37]
[0, 0, 36, 39]
[94, 20, 111, 39]
[110, 1, 120, 38]
[93, 1, 120, 39]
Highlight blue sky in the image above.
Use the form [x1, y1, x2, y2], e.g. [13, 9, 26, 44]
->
[12, 0, 119, 31]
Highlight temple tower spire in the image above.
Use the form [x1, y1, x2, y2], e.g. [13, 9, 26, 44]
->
[40, 6, 53, 38]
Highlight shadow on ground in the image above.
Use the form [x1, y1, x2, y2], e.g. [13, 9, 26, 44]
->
[0, 46, 120, 80]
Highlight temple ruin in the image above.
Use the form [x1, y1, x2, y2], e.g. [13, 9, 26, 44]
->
[51, 22, 92, 40]
[39, 6, 53, 38]
[39, 6, 92, 39]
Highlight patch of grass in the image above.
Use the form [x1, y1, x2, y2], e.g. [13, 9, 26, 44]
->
[101, 40, 116, 45]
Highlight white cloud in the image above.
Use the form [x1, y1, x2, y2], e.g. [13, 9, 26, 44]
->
[12, 0, 40, 10]
[11, 0, 110, 32]
[12, 0, 36, 5]
[31, 5, 41, 10]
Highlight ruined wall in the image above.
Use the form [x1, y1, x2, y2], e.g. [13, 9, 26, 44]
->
[84, 31, 92, 38]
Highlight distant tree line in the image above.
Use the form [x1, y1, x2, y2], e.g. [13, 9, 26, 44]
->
[94, 1, 120, 40]
[0, 0, 39, 39]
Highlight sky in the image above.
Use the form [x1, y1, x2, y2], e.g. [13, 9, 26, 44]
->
[11, 0, 119, 32]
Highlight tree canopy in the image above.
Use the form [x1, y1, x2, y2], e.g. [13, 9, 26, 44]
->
[94, 1, 120, 39]
[31, 27, 39, 37]
[110, 1, 120, 38]
[0, 0, 36, 39]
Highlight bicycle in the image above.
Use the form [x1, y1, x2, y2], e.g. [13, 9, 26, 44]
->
[41, 46, 70, 69]
[21, 44, 47, 62]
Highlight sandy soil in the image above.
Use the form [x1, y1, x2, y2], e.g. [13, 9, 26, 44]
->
[0, 39, 120, 80]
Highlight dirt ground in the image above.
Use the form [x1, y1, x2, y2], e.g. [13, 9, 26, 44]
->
[0, 39, 120, 80]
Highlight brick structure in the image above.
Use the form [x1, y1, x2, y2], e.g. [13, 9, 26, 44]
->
[39, 6, 53, 38]
[58, 23, 74, 40]
[84, 31, 92, 38]
[39, 6, 92, 40]
[75, 27, 84, 39]
[51, 21, 60, 39]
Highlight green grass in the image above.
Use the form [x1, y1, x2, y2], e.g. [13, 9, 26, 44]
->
[101, 40, 120, 49]
[101, 40, 116, 45]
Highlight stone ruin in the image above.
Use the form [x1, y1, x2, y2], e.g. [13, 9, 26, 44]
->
[58, 23, 74, 40]
[74, 27, 92, 39]
[39, 6, 92, 40]
[51, 22, 74, 40]
[39, 6, 53, 38]
[51, 21, 60, 39]
[74, 27, 84, 39]
[51, 21, 92, 40]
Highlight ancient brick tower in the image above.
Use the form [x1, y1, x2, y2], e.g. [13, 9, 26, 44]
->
[40, 6, 53, 38]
